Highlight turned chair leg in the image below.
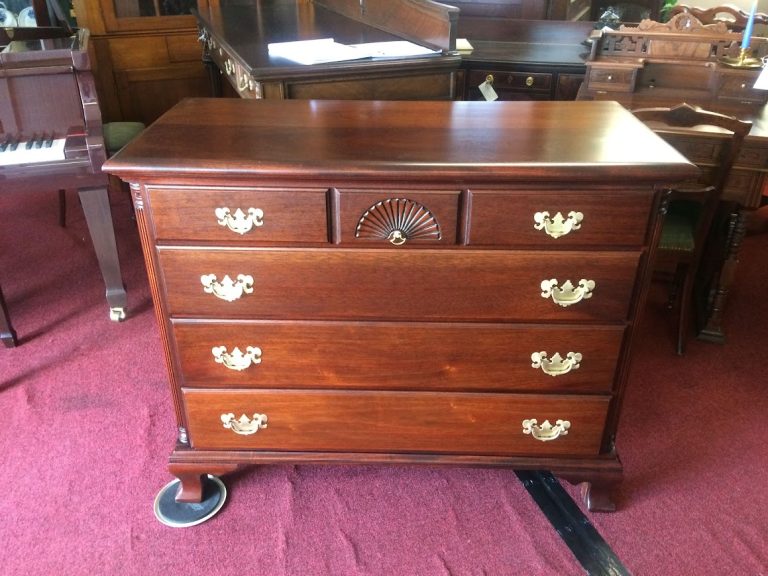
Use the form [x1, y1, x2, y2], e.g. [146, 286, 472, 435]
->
[58, 189, 67, 227]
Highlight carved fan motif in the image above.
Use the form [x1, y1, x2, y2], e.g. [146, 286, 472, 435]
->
[355, 198, 441, 245]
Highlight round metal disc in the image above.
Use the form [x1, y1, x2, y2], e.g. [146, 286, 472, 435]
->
[153, 474, 227, 528]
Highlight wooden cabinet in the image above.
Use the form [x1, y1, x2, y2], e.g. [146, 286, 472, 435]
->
[73, 0, 210, 124]
[104, 98, 697, 524]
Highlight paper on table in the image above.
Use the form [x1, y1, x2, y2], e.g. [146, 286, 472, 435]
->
[350, 41, 441, 59]
[267, 38, 367, 65]
[267, 38, 440, 65]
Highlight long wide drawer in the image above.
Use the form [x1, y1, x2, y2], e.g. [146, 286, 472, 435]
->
[183, 389, 610, 456]
[158, 248, 642, 322]
[172, 320, 624, 393]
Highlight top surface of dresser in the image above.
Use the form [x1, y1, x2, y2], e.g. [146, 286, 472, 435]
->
[105, 99, 697, 185]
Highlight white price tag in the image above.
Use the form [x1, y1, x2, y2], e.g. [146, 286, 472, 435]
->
[478, 79, 498, 101]
[753, 62, 768, 90]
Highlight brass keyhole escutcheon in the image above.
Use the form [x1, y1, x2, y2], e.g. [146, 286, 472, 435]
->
[388, 230, 407, 246]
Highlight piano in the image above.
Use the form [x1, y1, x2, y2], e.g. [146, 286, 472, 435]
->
[0, 27, 127, 347]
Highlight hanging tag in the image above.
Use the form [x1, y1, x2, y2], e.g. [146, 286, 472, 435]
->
[478, 79, 498, 101]
[754, 59, 768, 90]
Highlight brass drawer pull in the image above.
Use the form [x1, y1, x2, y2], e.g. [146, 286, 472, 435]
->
[522, 418, 570, 442]
[215, 206, 264, 235]
[525, 76, 534, 87]
[212, 345, 262, 371]
[201, 273, 254, 302]
[541, 279, 595, 307]
[221, 412, 268, 435]
[533, 210, 583, 238]
[486, 74, 494, 84]
[531, 351, 582, 376]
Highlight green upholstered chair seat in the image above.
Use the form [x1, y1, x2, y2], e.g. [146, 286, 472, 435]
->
[104, 122, 145, 156]
[659, 200, 701, 252]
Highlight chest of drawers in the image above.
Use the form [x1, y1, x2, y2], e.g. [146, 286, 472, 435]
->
[104, 98, 697, 524]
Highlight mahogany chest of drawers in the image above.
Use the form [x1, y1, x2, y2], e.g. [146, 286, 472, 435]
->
[104, 98, 697, 524]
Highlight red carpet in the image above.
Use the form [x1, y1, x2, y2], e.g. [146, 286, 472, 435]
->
[1, 187, 766, 575]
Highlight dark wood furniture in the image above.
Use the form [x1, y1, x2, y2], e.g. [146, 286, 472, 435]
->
[196, 0, 463, 101]
[104, 98, 697, 524]
[578, 17, 768, 345]
[668, 4, 768, 31]
[1, 28, 128, 333]
[632, 103, 751, 355]
[457, 18, 592, 101]
[0, 284, 16, 347]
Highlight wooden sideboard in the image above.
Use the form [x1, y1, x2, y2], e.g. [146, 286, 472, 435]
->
[104, 98, 697, 524]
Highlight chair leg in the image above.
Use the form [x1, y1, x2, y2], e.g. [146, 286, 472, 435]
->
[58, 189, 67, 228]
[676, 264, 695, 356]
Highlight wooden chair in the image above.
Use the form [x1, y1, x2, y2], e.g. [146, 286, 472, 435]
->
[631, 103, 751, 355]
[667, 4, 768, 30]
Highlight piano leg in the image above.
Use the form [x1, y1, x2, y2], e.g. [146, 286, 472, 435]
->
[78, 186, 128, 322]
[0, 283, 18, 347]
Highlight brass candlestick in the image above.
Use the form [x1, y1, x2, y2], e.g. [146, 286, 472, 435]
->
[720, 47, 763, 69]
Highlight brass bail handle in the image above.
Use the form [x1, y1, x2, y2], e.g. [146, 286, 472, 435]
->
[388, 230, 407, 246]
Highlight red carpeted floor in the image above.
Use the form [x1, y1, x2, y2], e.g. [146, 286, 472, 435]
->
[1, 187, 766, 575]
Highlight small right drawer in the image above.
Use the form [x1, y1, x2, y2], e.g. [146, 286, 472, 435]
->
[467, 190, 654, 247]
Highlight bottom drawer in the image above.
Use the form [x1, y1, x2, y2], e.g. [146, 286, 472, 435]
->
[183, 389, 610, 456]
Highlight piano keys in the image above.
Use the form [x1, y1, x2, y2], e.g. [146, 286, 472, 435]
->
[1, 28, 127, 345]
[0, 135, 66, 166]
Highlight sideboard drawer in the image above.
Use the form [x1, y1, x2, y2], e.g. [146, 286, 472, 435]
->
[468, 190, 653, 246]
[159, 248, 642, 322]
[146, 186, 329, 244]
[587, 67, 637, 92]
[171, 320, 625, 393]
[183, 388, 610, 456]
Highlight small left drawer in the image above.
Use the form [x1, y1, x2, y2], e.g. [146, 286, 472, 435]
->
[145, 186, 329, 244]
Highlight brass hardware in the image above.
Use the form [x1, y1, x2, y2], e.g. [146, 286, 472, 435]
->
[533, 211, 583, 238]
[215, 207, 264, 234]
[607, 74, 613, 81]
[531, 351, 582, 376]
[221, 412, 268, 435]
[388, 230, 407, 245]
[212, 346, 262, 371]
[486, 74, 494, 84]
[541, 279, 595, 307]
[200, 273, 254, 302]
[525, 76, 534, 87]
[522, 419, 570, 442]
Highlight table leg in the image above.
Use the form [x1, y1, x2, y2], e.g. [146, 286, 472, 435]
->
[0, 283, 18, 347]
[78, 186, 128, 322]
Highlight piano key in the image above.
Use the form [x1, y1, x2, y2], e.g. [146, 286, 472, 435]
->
[0, 137, 66, 166]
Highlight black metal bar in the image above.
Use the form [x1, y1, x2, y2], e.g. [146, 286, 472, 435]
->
[516, 470, 632, 576]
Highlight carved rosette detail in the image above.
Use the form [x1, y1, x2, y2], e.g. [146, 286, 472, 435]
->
[541, 279, 595, 307]
[531, 351, 583, 376]
[522, 419, 571, 442]
[355, 198, 441, 245]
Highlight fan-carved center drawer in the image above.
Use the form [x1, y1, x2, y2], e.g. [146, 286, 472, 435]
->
[183, 389, 610, 456]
